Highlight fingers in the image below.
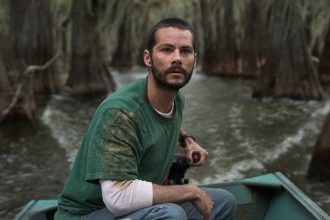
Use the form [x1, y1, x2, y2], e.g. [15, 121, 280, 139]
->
[193, 191, 214, 219]
[201, 149, 208, 162]
[184, 141, 209, 166]
[204, 195, 213, 219]
[191, 149, 208, 166]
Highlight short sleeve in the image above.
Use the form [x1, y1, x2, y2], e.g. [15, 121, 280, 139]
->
[85, 108, 142, 182]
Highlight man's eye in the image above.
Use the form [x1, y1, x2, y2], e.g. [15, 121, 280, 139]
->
[181, 49, 192, 55]
[161, 48, 172, 53]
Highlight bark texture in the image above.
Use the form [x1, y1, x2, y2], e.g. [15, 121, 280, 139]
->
[307, 112, 330, 180]
[110, 1, 147, 67]
[252, 1, 323, 100]
[66, 0, 115, 96]
[239, 0, 267, 77]
[201, 0, 239, 76]
[8, 0, 60, 94]
[0, 58, 12, 114]
[0, 0, 58, 121]
[318, 19, 330, 83]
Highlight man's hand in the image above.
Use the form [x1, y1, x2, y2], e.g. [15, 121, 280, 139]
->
[153, 184, 213, 220]
[192, 186, 214, 220]
[181, 131, 208, 166]
[184, 137, 208, 166]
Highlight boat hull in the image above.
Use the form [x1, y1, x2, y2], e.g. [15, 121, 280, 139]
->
[15, 172, 330, 220]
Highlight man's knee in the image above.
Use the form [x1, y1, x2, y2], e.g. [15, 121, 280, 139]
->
[203, 188, 237, 219]
[217, 189, 237, 209]
[157, 203, 188, 220]
[205, 188, 236, 206]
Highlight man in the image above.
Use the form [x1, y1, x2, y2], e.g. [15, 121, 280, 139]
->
[55, 18, 236, 220]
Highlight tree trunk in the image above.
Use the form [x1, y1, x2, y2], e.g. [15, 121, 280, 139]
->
[307, 112, 330, 180]
[0, 66, 36, 121]
[318, 18, 330, 83]
[8, 0, 60, 94]
[110, 2, 136, 67]
[0, 59, 12, 114]
[108, 0, 150, 67]
[66, 0, 115, 96]
[12, 72, 36, 121]
[239, 0, 267, 77]
[110, 14, 135, 67]
[252, 1, 323, 100]
[0, 1, 36, 121]
[201, 0, 239, 76]
[0, 55, 58, 122]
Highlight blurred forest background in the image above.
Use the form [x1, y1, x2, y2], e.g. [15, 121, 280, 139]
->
[1, 0, 330, 178]
[1, 0, 330, 116]
[1, 0, 330, 218]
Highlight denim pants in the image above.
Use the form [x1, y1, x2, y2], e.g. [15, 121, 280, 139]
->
[80, 187, 237, 220]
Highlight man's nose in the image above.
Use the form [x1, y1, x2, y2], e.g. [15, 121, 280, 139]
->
[171, 49, 182, 65]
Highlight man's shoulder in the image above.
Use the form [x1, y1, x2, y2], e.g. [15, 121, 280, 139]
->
[101, 78, 146, 109]
[114, 77, 146, 97]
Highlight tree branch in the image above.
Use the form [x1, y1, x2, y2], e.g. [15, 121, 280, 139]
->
[0, 53, 60, 121]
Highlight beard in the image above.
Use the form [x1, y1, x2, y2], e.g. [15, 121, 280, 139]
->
[150, 63, 193, 91]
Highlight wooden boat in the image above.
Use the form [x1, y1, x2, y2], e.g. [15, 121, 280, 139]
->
[15, 172, 330, 220]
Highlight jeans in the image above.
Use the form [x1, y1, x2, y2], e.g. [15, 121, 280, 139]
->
[81, 187, 237, 220]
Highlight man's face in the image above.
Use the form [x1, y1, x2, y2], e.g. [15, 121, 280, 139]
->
[145, 27, 196, 91]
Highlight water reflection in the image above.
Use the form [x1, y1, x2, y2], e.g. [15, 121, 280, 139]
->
[0, 118, 69, 219]
[0, 67, 329, 219]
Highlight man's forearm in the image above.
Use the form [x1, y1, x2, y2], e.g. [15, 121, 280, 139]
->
[152, 183, 200, 205]
[153, 183, 214, 219]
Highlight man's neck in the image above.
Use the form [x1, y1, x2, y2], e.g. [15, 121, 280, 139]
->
[147, 74, 177, 113]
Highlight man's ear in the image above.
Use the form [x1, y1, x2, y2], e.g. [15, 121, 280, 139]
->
[144, 50, 152, 67]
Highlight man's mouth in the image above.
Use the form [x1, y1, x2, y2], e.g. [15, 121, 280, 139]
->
[166, 66, 186, 75]
[172, 69, 182, 73]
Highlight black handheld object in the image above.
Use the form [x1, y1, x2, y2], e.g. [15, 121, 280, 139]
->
[166, 151, 201, 185]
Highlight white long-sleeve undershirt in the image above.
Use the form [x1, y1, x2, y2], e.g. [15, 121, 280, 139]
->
[100, 179, 153, 217]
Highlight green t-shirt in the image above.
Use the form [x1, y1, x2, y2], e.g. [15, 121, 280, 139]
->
[55, 78, 184, 220]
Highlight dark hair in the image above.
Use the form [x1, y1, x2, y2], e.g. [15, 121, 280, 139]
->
[146, 17, 196, 53]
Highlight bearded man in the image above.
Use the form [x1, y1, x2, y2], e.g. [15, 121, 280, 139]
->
[55, 17, 236, 220]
